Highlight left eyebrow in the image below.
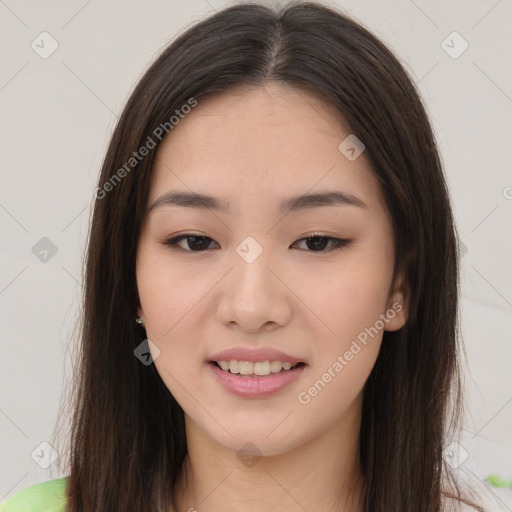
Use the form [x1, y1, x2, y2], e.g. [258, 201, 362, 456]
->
[281, 190, 368, 213]
[147, 189, 368, 215]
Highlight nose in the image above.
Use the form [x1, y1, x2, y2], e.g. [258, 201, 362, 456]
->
[215, 242, 293, 333]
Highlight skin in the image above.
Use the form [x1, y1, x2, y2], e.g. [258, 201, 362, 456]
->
[136, 82, 408, 512]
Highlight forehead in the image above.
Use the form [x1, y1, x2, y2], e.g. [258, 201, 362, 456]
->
[149, 83, 383, 212]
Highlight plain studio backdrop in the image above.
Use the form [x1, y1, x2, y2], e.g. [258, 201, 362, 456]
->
[0, 0, 511, 506]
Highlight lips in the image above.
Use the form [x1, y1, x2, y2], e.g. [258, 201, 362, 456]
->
[208, 347, 306, 365]
[208, 358, 307, 398]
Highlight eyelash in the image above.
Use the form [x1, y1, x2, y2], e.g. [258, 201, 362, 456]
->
[161, 233, 352, 253]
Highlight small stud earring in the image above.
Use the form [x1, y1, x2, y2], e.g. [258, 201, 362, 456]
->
[135, 316, 145, 325]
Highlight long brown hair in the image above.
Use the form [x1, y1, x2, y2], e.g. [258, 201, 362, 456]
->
[53, 1, 478, 510]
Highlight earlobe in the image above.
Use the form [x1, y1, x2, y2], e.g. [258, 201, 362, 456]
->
[384, 272, 409, 332]
[137, 306, 145, 321]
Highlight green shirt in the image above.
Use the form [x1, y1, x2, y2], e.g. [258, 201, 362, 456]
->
[0, 478, 177, 512]
[0, 477, 68, 512]
[1, 477, 503, 511]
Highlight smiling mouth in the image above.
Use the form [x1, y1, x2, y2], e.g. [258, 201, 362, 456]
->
[209, 360, 306, 377]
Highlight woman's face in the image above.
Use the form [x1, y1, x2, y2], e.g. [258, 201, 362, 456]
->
[136, 83, 408, 456]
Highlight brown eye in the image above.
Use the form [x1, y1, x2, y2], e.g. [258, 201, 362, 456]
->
[292, 235, 352, 252]
[163, 234, 219, 252]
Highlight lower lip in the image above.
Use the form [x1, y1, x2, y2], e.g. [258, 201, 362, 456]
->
[208, 362, 306, 398]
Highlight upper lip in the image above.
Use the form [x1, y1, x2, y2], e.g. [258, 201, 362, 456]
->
[209, 348, 306, 364]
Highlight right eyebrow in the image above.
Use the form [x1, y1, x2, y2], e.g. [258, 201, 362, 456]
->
[148, 190, 230, 214]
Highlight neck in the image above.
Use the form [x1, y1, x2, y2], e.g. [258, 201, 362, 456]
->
[172, 395, 365, 512]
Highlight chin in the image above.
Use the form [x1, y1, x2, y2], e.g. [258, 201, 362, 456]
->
[207, 425, 302, 458]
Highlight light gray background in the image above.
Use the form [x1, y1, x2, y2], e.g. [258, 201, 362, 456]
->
[1, 0, 511, 506]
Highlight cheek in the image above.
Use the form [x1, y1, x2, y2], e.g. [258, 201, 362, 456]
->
[136, 244, 204, 337]
[296, 271, 386, 416]
[305, 264, 392, 347]
[136, 245, 217, 401]
[137, 251, 207, 402]
[300, 245, 393, 399]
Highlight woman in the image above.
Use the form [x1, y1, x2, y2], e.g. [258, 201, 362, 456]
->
[0, 1, 496, 511]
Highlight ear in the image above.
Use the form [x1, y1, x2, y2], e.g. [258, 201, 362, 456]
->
[137, 306, 145, 321]
[384, 270, 409, 332]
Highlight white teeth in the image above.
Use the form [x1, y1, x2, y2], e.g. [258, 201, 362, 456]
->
[270, 361, 282, 373]
[215, 360, 300, 376]
[253, 362, 269, 376]
[219, 361, 230, 371]
[239, 361, 253, 375]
